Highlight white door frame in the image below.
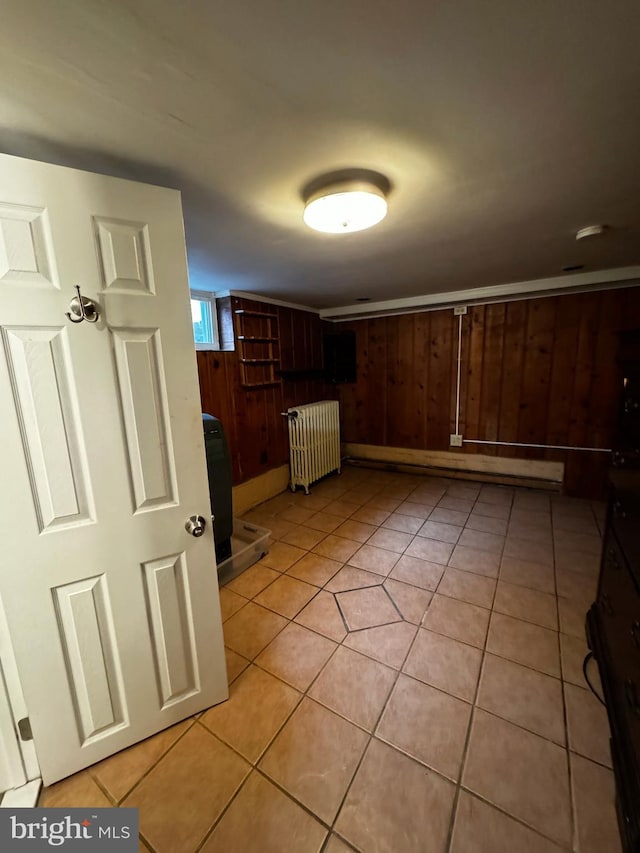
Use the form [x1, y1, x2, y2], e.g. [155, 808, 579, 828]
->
[0, 598, 40, 796]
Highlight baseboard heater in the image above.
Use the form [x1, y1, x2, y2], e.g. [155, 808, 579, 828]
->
[286, 400, 341, 493]
[341, 443, 564, 491]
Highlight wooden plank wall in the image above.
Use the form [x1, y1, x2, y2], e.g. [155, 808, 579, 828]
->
[337, 287, 640, 497]
[196, 296, 332, 484]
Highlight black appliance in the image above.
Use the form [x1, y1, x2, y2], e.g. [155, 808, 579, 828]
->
[202, 413, 233, 563]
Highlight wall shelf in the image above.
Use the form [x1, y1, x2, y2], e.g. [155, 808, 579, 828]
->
[234, 309, 281, 388]
[240, 381, 281, 389]
[234, 310, 278, 319]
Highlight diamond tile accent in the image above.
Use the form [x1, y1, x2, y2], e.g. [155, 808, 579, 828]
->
[383, 578, 432, 623]
[344, 621, 417, 669]
[336, 586, 401, 631]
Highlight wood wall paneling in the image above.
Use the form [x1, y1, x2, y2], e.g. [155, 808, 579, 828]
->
[413, 311, 430, 449]
[337, 287, 640, 498]
[496, 300, 528, 457]
[427, 309, 456, 450]
[338, 310, 457, 452]
[197, 297, 332, 486]
[197, 287, 639, 498]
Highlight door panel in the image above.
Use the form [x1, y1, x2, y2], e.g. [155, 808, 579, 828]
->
[53, 575, 127, 744]
[0, 202, 58, 289]
[94, 216, 155, 295]
[0, 153, 227, 785]
[2, 326, 94, 531]
[112, 328, 177, 510]
[142, 553, 198, 707]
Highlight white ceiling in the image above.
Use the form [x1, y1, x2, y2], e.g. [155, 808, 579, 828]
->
[2, 0, 639, 309]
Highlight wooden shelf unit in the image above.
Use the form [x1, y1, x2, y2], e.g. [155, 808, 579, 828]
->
[234, 309, 281, 387]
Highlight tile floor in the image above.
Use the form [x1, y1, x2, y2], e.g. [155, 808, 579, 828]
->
[39, 466, 621, 853]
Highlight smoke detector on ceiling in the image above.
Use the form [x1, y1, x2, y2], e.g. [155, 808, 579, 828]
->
[576, 224, 607, 240]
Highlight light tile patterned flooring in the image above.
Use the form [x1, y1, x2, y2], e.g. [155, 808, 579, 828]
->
[40, 467, 622, 853]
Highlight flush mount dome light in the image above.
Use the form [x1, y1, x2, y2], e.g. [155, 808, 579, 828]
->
[303, 179, 388, 234]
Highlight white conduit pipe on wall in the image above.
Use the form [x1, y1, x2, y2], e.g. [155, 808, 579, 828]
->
[463, 439, 611, 453]
[453, 309, 612, 455]
[455, 313, 462, 436]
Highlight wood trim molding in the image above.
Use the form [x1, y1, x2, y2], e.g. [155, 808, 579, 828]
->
[343, 443, 564, 485]
[321, 269, 640, 321]
[232, 464, 290, 516]
[219, 290, 321, 315]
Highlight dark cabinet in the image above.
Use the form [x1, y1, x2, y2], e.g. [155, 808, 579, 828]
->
[587, 329, 640, 853]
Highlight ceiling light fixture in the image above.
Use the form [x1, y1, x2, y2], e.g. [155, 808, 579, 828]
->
[303, 177, 388, 234]
[576, 224, 606, 240]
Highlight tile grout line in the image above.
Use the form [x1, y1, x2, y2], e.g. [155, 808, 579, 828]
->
[315, 478, 583, 850]
[195, 590, 351, 849]
[197, 588, 340, 846]
[323, 567, 431, 847]
[103, 713, 201, 808]
[213, 494, 422, 838]
[552, 505, 578, 853]
[441, 486, 573, 853]
[81, 472, 597, 852]
[266, 534, 419, 813]
[441, 487, 501, 853]
[319, 481, 483, 846]
[196, 475, 409, 849]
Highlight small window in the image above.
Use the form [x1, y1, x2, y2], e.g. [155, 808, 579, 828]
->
[190, 290, 219, 350]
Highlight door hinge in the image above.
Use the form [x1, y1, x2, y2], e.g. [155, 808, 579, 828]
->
[17, 717, 33, 741]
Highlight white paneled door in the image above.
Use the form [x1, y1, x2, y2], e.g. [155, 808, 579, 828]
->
[0, 153, 228, 785]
